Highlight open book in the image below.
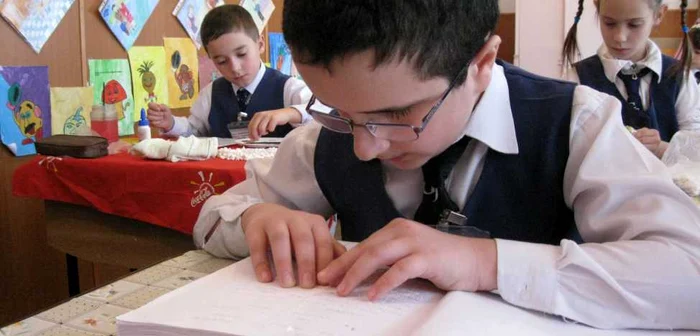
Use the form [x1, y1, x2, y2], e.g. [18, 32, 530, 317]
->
[117, 257, 693, 335]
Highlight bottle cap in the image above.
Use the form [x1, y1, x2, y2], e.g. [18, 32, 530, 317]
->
[90, 105, 105, 121]
[104, 104, 117, 120]
[138, 108, 149, 126]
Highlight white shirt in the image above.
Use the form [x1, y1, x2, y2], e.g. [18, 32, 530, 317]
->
[168, 62, 313, 137]
[566, 40, 700, 132]
[194, 64, 700, 330]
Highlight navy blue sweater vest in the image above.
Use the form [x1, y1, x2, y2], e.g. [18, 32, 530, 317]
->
[314, 61, 578, 244]
[575, 55, 680, 141]
[208, 67, 293, 138]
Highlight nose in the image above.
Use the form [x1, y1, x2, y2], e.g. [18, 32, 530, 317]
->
[229, 57, 242, 73]
[613, 27, 627, 44]
[352, 127, 390, 161]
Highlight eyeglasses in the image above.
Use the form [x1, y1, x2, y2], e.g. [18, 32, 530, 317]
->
[305, 64, 468, 142]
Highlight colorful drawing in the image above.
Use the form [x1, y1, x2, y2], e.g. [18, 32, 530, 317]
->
[269, 32, 293, 76]
[88, 59, 135, 136]
[164, 38, 199, 108]
[239, 0, 274, 33]
[172, 0, 224, 49]
[50, 87, 93, 135]
[128, 46, 168, 117]
[198, 55, 221, 89]
[98, 0, 159, 51]
[0, 0, 75, 53]
[0, 66, 50, 156]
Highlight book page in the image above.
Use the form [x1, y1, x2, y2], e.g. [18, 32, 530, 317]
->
[118, 257, 444, 335]
[414, 291, 697, 336]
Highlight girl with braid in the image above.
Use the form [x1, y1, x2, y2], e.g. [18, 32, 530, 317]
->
[562, 0, 700, 159]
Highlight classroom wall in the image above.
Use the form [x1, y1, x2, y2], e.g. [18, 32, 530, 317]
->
[0, 0, 511, 325]
[0, 0, 243, 325]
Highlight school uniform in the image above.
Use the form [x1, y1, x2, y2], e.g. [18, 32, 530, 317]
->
[568, 40, 700, 141]
[167, 62, 312, 137]
[194, 62, 700, 329]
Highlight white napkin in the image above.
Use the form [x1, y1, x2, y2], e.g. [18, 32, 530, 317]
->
[130, 136, 218, 162]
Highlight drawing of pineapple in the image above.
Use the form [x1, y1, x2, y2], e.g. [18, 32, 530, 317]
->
[137, 60, 157, 103]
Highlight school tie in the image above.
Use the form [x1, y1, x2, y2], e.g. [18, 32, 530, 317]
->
[413, 136, 471, 225]
[236, 88, 251, 112]
[617, 67, 651, 129]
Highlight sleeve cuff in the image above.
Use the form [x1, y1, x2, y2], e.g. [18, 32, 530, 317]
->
[164, 115, 190, 136]
[291, 104, 312, 125]
[495, 239, 559, 314]
[201, 218, 250, 260]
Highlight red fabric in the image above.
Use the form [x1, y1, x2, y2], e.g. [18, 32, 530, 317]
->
[12, 153, 248, 235]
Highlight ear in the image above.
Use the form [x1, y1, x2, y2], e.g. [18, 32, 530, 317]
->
[258, 35, 266, 55]
[468, 35, 501, 94]
[654, 4, 667, 26]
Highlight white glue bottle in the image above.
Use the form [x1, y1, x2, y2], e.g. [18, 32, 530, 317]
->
[137, 108, 152, 141]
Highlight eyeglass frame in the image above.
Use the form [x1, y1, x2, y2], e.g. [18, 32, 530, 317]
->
[305, 64, 470, 142]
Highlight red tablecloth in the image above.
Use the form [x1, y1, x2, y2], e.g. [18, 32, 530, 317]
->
[12, 153, 247, 235]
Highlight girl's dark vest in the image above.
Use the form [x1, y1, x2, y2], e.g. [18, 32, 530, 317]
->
[574, 55, 680, 141]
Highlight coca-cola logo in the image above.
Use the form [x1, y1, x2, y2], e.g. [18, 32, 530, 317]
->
[190, 171, 225, 207]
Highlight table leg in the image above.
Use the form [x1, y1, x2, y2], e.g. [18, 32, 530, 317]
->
[66, 254, 80, 297]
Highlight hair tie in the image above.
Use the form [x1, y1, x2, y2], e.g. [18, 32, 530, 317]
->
[574, 16, 580, 24]
[683, 25, 689, 33]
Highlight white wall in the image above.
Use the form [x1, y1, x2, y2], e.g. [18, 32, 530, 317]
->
[514, 0, 602, 78]
[514, 0, 565, 78]
[500, 0, 515, 13]
[666, 0, 698, 10]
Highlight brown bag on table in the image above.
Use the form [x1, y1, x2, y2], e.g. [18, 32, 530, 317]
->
[35, 135, 108, 158]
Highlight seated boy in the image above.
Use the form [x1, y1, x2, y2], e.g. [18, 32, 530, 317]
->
[147, 4, 311, 140]
[194, 0, 700, 330]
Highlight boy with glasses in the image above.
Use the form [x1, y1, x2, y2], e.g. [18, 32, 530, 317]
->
[194, 0, 700, 330]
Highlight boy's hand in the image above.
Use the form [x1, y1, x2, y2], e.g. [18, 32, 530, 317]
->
[241, 203, 346, 289]
[248, 108, 301, 140]
[147, 102, 174, 132]
[633, 127, 667, 158]
[317, 218, 498, 300]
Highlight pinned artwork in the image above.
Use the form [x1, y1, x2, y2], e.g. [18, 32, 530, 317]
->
[88, 59, 134, 136]
[164, 38, 199, 108]
[269, 33, 292, 76]
[128, 46, 168, 117]
[0, 0, 75, 53]
[198, 55, 221, 89]
[172, 0, 224, 49]
[50, 87, 94, 135]
[98, 0, 159, 51]
[0, 66, 50, 156]
[239, 0, 274, 33]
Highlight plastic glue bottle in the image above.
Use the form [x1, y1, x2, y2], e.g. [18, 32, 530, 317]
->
[137, 108, 151, 141]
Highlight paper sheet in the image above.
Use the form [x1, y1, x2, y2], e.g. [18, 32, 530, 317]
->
[118, 257, 444, 336]
[128, 46, 169, 118]
[88, 59, 135, 136]
[164, 38, 199, 109]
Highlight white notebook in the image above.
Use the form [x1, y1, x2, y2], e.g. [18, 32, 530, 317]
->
[117, 257, 696, 336]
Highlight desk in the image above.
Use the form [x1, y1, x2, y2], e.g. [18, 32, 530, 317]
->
[0, 250, 234, 336]
[12, 153, 248, 295]
[13, 152, 247, 235]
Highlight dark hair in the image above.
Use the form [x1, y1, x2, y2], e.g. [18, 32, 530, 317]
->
[282, 0, 499, 85]
[562, 0, 693, 80]
[561, 0, 585, 69]
[689, 24, 700, 50]
[200, 5, 259, 53]
[669, 0, 693, 80]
